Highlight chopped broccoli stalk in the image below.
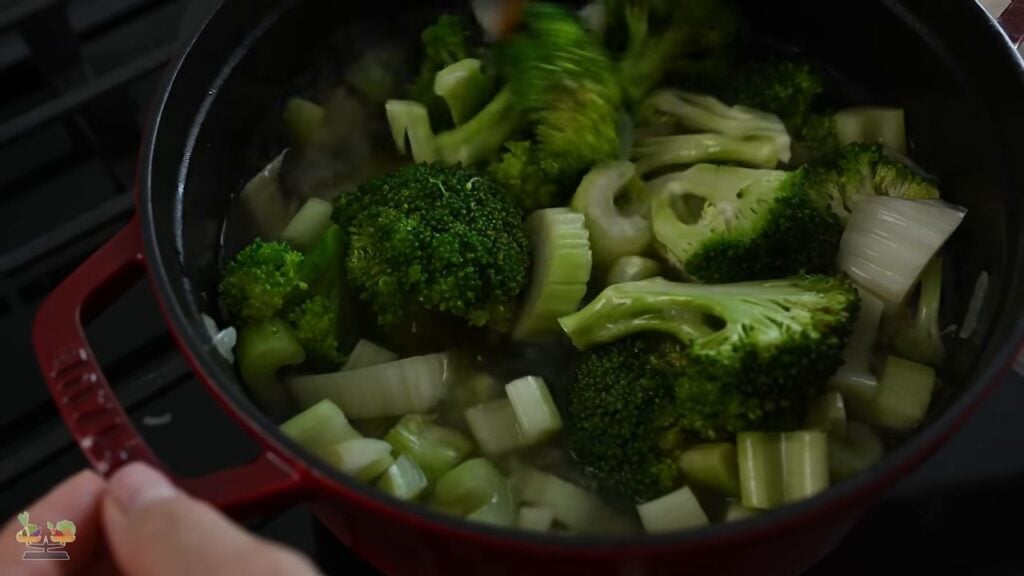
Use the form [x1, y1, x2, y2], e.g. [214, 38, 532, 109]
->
[433, 458, 515, 521]
[677, 443, 739, 497]
[283, 97, 327, 148]
[434, 58, 494, 126]
[866, 355, 935, 431]
[464, 398, 530, 456]
[737, 430, 829, 510]
[320, 438, 394, 481]
[385, 100, 437, 163]
[834, 107, 907, 155]
[637, 485, 708, 533]
[633, 133, 783, 174]
[516, 506, 555, 531]
[512, 208, 592, 340]
[288, 353, 449, 419]
[828, 421, 885, 481]
[434, 86, 525, 166]
[342, 340, 397, 371]
[384, 414, 473, 481]
[828, 288, 884, 419]
[637, 91, 791, 164]
[236, 318, 305, 413]
[514, 466, 637, 534]
[333, 163, 530, 329]
[887, 258, 945, 366]
[505, 376, 562, 442]
[804, 391, 847, 436]
[377, 455, 429, 501]
[280, 198, 334, 252]
[219, 240, 304, 325]
[280, 399, 361, 454]
[569, 161, 652, 271]
[607, 255, 661, 285]
[647, 164, 842, 283]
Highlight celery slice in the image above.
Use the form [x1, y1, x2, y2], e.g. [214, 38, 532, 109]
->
[513, 208, 592, 340]
[515, 467, 636, 534]
[433, 58, 494, 126]
[342, 340, 398, 371]
[569, 161, 651, 271]
[384, 415, 473, 481]
[606, 255, 661, 285]
[385, 100, 436, 163]
[283, 97, 327, 148]
[781, 431, 829, 502]
[834, 107, 906, 155]
[377, 455, 429, 501]
[289, 353, 448, 419]
[805, 391, 847, 436]
[466, 494, 517, 527]
[433, 459, 514, 520]
[505, 376, 562, 442]
[829, 421, 884, 481]
[637, 485, 708, 533]
[321, 438, 394, 481]
[464, 399, 529, 456]
[737, 431, 829, 510]
[867, 355, 935, 431]
[280, 197, 334, 252]
[280, 399, 361, 452]
[237, 318, 305, 414]
[678, 443, 739, 497]
[516, 506, 555, 531]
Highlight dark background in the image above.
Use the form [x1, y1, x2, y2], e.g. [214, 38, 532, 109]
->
[0, 0, 1021, 574]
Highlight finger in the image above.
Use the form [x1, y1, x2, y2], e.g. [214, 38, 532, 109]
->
[0, 469, 106, 576]
[102, 463, 321, 576]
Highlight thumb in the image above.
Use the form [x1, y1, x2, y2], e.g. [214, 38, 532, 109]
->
[101, 463, 321, 576]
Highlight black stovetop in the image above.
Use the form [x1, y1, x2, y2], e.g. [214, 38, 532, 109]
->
[0, 1, 1022, 575]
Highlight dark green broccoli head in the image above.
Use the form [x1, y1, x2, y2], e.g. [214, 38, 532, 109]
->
[487, 140, 562, 212]
[219, 240, 304, 324]
[715, 61, 824, 133]
[648, 165, 843, 283]
[287, 296, 344, 368]
[333, 163, 530, 329]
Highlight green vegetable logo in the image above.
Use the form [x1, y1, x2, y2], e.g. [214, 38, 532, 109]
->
[15, 511, 77, 560]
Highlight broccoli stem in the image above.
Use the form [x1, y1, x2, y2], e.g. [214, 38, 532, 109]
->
[633, 134, 782, 175]
[376, 454, 429, 501]
[280, 198, 334, 252]
[433, 58, 495, 126]
[283, 97, 327, 148]
[606, 255, 661, 285]
[636, 485, 708, 533]
[384, 414, 473, 481]
[236, 318, 306, 414]
[866, 355, 936, 431]
[677, 443, 739, 497]
[834, 107, 907, 155]
[569, 161, 652, 271]
[385, 100, 437, 163]
[737, 431, 829, 509]
[434, 86, 526, 165]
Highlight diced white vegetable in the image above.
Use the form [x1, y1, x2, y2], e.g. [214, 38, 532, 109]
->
[342, 340, 398, 371]
[280, 399, 362, 451]
[505, 376, 562, 442]
[464, 399, 528, 456]
[637, 485, 708, 533]
[321, 438, 394, 481]
[867, 355, 935, 431]
[377, 455, 429, 501]
[516, 467, 636, 534]
[516, 506, 555, 531]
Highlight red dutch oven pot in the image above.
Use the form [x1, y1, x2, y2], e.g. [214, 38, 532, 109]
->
[31, 0, 1024, 574]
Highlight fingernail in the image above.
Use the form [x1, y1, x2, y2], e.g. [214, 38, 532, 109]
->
[107, 462, 178, 512]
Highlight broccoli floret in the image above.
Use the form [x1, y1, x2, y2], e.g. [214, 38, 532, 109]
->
[647, 164, 842, 283]
[791, 113, 839, 166]
[333, 163, 530, 329]
[284, 225, 348, 367]
[487, 140, 562, 212]
[409, 15, 475, 130]
[562, 276, 860, 497]
[288, 297, 344, 368]
[219, 240, 304, 324]
[713, 61, 825, 134]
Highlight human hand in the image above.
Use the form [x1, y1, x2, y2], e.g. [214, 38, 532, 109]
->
[0, 463, 323, 576]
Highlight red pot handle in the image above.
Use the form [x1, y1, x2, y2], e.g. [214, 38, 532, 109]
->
[999, 0, 1024, 47]
[32, 217, 305, 519]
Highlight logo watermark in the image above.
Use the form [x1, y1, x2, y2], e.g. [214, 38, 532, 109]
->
[15, 512, 76, 561]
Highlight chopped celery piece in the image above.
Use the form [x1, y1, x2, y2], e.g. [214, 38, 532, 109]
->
[505, 376, 562, 442]
[633, 133, 782, 174]
[237, 318, 305, 415]
[433, 58, 494, 126]
[828, 422, 885, 481]
[466, 494, 517, 527]
[321, 438, 394, 481]
[606, 255, 661, 285]
[805, 391, 847, 436]
[723, 502, 759, 522]
[443, 364, 502, 425]
[280, 197, 334, 252]
[516, 506, 555, 531]
[516, 467, 636, 534]
[433, 459, 514, 519]
[569, 161, 651, 271]
[434, 86, 524, 165]
[637, 485, 708, 533]
[280, 399, 361, 453]
[838, 196, 965, 305]
[377, 455, 429, 501]
[888, 258, 945, 366]
[867, 355, 935, 431]
[678, 443, 739, 497]
[737, 431, 829, 510]
[464, 399, 529, 456]
[384, 415, 473, 481]
[289, 353, 448, 419]
[513, 208, 592, 340]
[834, 107, 907, 155]
[239, 152, 295, 238]
[283, 97, 327, 148]
[385, 100, 436, 163]
[829, 288, 885, 418]
[342, 340, 398, 371]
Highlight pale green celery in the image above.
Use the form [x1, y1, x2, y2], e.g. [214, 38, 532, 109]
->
[606, 256, 661, 286]
[569, 161, 651, 271]
[737, 431, 829, 510]
[342, 340, 398, 371]
[280, 399, 361, 454]
[385, 100, 436, 163]
[678, 443, 739, 497]
[280, 198, 334, 252]
[321, 438, 394, 481]
[867, 355, 935, 431]
[505, 376, 562, 442]
[466, 494, 517, 527]
[283, 97, 327, 148]
[515, 467, 636, 534]
[512, 208, 592, 341]
[384, 414, 473, 481]
[433, 58, 494, 126]
[828, 421, 885, 481]
[637, 485, 708, 533]
[889, 258, 945, 366]
[237, 318, 305, 415]
[804, 391, 847, 436]
[632, 133, 781, 174]
[516, 506, 555, 531]
[834, 107, 906, 155]
[433, 459, 514, 520]
[829, 288, 884, 418]
[781, 431, 829, 502]
[464, 399, 529, 456]
[377, 455, 429, 501]
[239, 152, 296, 238]
[288, 353, 448, 419]
[434, 87, 524, 165]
